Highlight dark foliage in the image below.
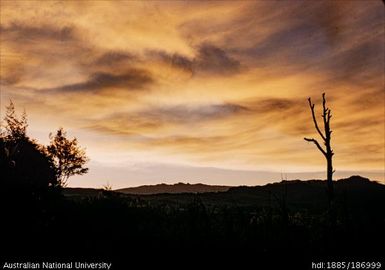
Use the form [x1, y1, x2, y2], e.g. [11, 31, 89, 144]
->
[46, 127, 89, 187]
[0, 101, 58, 193]
[1, 137, 57, 191]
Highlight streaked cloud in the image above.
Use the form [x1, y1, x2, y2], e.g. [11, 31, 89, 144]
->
[94, 51, 137, 67]
[45, 70, 153, 93]
[194, 44, 241, 75]
[0, 21, 76, 46]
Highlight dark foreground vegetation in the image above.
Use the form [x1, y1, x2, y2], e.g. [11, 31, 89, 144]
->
[2, 175, 385, 267]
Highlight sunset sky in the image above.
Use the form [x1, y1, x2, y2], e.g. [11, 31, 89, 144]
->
[0, 1, 384, 188]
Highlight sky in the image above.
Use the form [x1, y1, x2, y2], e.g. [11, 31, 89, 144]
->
[0, 1, 384, 188]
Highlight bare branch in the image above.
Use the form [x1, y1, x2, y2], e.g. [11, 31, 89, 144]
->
[304, 137, 327, 156]
[308, 98, 326, 141]
[327, 110, 332, 123]
[322, 93, 327, 123]
[322, 93, 326, 113]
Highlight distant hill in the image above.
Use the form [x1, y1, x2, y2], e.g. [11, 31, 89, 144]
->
[116, 182, 230, 194]
[126, 175, 383, 210]
[63, 187, 103, 197]
[63, 176, 385, 209]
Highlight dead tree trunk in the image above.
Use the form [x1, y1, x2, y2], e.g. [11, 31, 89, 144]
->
[304, 93, 335, 204]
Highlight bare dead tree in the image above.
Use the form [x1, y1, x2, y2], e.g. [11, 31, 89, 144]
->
[304, 93, 335, 204]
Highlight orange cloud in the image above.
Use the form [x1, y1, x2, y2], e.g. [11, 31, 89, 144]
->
[1, 1, 383, 187]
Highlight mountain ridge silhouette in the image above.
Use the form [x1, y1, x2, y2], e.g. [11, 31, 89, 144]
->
[64, 175, 383, 198]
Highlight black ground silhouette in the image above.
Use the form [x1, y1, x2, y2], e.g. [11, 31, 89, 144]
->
[2, 173, 384, 268]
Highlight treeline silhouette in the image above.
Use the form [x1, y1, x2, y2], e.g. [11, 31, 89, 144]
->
[1, 102, 384, 267]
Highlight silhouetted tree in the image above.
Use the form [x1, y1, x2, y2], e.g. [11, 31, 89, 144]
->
[1, 100, 28, 177]
[1, 101, 57, 191]
[304, 93, 335, 204]
[3, 100, 28, 142]
[47, 128, 89, 187]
